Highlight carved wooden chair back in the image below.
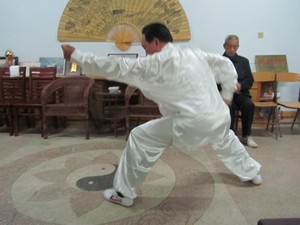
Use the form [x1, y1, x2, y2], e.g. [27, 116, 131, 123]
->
[41, 76, 95, 139]
[0, 66, 26, 135]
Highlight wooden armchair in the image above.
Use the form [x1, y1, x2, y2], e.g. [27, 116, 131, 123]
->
[0, 66, 26, 135]
[41, 76, 95, 139]
[276, 72, 300, 129]
[125, 86, 161, 139]
[13, 67, 57, 136]
[252, 72, 281, 139]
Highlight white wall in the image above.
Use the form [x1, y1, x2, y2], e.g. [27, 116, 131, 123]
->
[0, 0, 299, 101]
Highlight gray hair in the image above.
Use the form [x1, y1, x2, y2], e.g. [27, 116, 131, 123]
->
[224, 35, 239, 45]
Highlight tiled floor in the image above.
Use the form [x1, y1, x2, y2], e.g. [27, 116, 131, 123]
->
[0, 122, 300, 225]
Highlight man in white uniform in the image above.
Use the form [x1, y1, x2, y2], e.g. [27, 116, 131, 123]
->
[62, 23, 262, 207]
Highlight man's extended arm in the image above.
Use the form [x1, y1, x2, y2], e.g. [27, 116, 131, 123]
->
[61, 44, 146, 86]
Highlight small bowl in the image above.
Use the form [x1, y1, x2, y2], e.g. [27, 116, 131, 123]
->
[108, 86, 120, 93]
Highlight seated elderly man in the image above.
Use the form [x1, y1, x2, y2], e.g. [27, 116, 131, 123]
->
[222, 34, 257, 148]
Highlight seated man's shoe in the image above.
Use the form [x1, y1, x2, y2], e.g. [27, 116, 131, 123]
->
[103, 189, 134, 207]
[241, 136, 258, 148]
[250, 174, 262, 185]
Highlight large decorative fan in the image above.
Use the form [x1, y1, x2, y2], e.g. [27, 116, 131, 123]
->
[58, 0, 191, 51]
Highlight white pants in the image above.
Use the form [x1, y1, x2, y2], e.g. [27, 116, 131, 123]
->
[113, 117, 261, 199]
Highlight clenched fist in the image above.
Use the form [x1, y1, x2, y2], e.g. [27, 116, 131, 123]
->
[61, 45, 75, 61]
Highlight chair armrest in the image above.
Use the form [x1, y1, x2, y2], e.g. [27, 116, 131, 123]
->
[41, 80, 63, 104]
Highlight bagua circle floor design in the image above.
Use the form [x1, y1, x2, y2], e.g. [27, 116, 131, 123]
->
[0, 140, 214, 225]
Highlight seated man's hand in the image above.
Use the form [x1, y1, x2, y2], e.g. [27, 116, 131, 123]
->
[223, 99, 232, 106]
[61, 45, 75, 61]
[235, 83, 241, 93]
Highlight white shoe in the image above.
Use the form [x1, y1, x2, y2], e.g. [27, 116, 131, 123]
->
[241, 136, 258, 148]
[250, 174, 262, 185]
[103, 189, 134, 207]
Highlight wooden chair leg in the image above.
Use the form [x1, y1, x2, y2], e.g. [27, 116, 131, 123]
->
[234, 116, 238, 131]
[125, 116, 130, 140]
[291, 109, 299, 129]
[39, 108, 44, 137]
[85, 117, 90, 140]
[234, 109, 240, 132]
[13, 107, 19, 136]
[266, 108, 274, 131]
[8, 107, 14, 136]
[42, 116, 48, 139]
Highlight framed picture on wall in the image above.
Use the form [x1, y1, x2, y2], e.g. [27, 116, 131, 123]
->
[108, 53, 138, 58]
[255, 55, 288, 72]
[39, 57, 65, 75]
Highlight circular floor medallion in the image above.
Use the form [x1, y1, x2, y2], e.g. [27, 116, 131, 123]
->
[1, 140, 214, 225]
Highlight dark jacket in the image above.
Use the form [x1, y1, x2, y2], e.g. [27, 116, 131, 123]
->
[223, 52, 254, 95]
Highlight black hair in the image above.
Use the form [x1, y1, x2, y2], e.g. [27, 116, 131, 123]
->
[142, 23, 173, 43]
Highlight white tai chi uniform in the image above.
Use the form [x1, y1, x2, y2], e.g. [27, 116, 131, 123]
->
[71, 43, 261, 199]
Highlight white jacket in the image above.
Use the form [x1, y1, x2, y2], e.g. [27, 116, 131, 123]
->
[71, 43, 238, 150]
